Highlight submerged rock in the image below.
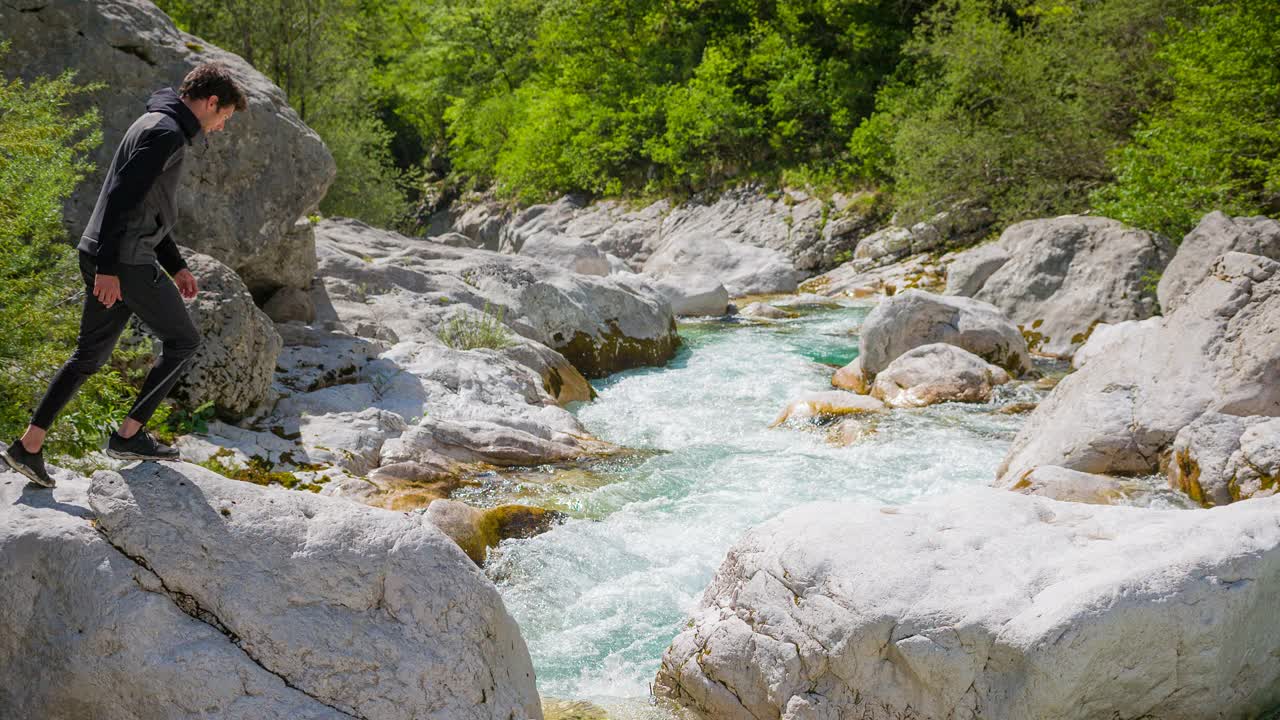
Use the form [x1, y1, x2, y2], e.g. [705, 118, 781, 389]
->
[0, 0, 334, 298]
[870, 343, 1010, 408]
[859, 290, 1032, 377]
[946, 216, 1171, 359]
[739, 301, 794, 319]
[1158, 211, 1280, 313]
[830, 356, 870, 394]
[770, 391, 884, 426]
[425, 499, 562, 565]
[999, 252, 1280, 485]
[655, 488, 1280, 719]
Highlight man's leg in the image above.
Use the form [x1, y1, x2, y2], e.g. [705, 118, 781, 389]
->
[117, 263, 201, 433]
[24, 253, 134, 450]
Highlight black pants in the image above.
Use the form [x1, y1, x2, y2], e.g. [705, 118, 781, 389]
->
[30, 252, 201, 431]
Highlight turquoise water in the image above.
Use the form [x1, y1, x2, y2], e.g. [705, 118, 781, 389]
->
[485, 306, 1035, 715]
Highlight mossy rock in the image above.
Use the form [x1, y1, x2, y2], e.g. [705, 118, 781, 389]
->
[554, 318, 680, 378]
[543, 699, 610, 720]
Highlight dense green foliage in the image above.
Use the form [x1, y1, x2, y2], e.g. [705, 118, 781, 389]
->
[1093, 0, 1280, 238]
[157, 0, 1274, 237]
[0, 52, 137, 457]
[850, 0, 1189, 224]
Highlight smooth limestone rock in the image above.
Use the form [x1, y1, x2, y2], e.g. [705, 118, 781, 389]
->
[943, 241, 1009, 297]
[801, 254, 947, 299]
[517, 234, 611, 277]
[999, 252, 1280, 484]
[947, 215, 1171, 359]
[870, 343, 1010, 408]
[1069, 318, 1163, 370]
[1158, 211, 1280, 313]
[88, 462, 543, 720]
[655, 488, 1280, 720]
[770, 391, 885, 426]
[830, 356, 870, 394]
[424, 499, 562, 565]
[858, 290, 1032, 377]
[0, 470, 348, 720]
[739, 302, 794, 319]
[652, 274, 730, 316]
[643, 233, 802, 297]
[1167, 413, 1280, 507]
[171, 251, 282, 418]
[314, 218, 677, 378]
[1007, 465, 1144, 505]
[0, 0, 335, 297]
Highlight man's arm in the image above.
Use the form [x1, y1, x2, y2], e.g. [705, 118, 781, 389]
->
[95, 127, 184, 274]
[155, 234, 189, 276]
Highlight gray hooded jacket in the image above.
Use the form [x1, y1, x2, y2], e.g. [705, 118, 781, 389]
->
[78, 87, 201, 275]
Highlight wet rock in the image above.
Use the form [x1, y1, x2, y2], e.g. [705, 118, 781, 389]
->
[425, 499, 562, 565]
[830, 356, 870, 394]
[999, 252, 1280, 483]
[870, 343, 1010, 408]
[1167, 413, 1280, 507]
[656, 488, 1280, 720]
[859, 290, 1032, 377]
[171, 251, 282, 418]
[1158, 211, 1280, 313]
[770, 391, 885, 426]
[0, 0, 334, 297]
[739, 302, 794, 319]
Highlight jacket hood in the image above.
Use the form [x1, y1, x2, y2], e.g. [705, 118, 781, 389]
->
[146, 87, 202, 142]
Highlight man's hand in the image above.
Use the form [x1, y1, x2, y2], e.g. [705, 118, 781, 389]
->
[94, 274, 122, 308]
[174, 268, 198, 299]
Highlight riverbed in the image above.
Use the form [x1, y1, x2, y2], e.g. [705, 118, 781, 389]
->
[481, 304, 1043, 716]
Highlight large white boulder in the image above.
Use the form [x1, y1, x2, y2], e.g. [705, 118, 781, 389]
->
[0, 469, 349, 719]
[643, 233, 802, 297]
[870, 343, 1010, 408]
[999, 252, 1280, 484]
[87, 462, 543, 720]
[314, 218, 678, 377]
[1158, 211, 1280, 313]
[948, 216, 1172, 358]
[859, 290, 1032, 377]
[1069, 317, 1163, 370]
[651, 274, 730, 316]
[0, 0, 335, 297]
[655, 488, 1280, 720]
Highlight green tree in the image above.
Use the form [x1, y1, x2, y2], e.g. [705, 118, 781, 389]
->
[0, 52, 136, 457]
[853, 0, 1188, 224]
[1093, 0, 1280, 238]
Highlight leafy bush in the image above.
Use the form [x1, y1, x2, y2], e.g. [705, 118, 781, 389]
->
[438, 302, 513, 350]
[853, 0, 1188, 225]
[0, 50, 138, 457]
[1092, 0, 1280, 239]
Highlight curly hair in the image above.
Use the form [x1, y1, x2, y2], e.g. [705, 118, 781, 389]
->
[178, 62, 247, 111]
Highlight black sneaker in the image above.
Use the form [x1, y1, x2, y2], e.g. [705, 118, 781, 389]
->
[2, 439, 55, 488]
[106, 429, 180, 461]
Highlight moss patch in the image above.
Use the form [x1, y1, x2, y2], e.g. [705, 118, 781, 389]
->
[555, 318, 680, 378]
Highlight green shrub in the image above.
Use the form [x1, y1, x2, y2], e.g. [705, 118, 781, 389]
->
[0, 49, 137, 457]
[1092, 0, 1280, 239]
[438, 302, 513, 350]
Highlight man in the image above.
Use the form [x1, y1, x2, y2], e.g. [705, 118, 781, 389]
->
[1, 63, 247, 488]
